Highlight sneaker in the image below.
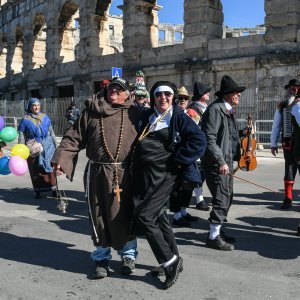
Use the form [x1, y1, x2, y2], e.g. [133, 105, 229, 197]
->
[151, 261, 183, 277]
[220, 230, 236, 243]
[182, 213, 198, 222]
[121, 257, 135, 275]
[281, 198, 292, 209]
[92, 259, 109, 279]
[173, 216, 191, 227]
[164, 256, 183, 289]
[196, 201, 210, 211]
[206, 235, 234, 251]
[151, 265, 165, 277]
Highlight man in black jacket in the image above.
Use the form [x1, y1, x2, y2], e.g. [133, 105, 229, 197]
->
[201, 75, 246, 251]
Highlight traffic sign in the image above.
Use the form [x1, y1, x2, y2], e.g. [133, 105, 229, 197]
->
[112, 67, 122, 78]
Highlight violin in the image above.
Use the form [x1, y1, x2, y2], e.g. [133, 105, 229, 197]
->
[238, 114, 257, 171]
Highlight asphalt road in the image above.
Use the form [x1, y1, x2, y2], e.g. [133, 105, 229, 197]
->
[0, 151, 299, 300]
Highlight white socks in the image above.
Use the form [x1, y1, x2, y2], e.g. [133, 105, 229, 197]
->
[163, 255, 177, 268]
[194, 187, 204, 204]
[209, 224, 221, 240]
[180, 207, 187, 216]
[173, 212, 182, 220]
[173, 208, 188, 220]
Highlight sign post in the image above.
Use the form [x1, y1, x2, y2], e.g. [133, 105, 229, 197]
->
[111, 67, 123, 78]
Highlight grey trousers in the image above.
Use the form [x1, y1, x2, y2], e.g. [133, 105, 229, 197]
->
[203, 165, 233, 224]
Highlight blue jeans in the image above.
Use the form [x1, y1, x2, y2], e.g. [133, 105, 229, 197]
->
[91, 239, 138, 262]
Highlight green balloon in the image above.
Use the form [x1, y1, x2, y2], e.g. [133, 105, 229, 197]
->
[0, 126, 17, 142]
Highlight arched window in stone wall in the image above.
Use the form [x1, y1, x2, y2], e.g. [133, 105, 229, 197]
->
[157, 0, 184, 47]
[94, 0, 123, 55]
[11, 25, 23, 74]
[32, 13, 47, 69]
[106, 1, 123, 54]
[222, 0, 265, 38]
[58, 0, 80, 63]
[0, 34, 7, 78]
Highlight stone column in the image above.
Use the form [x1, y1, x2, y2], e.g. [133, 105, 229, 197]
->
[45, 21, 63, 71]
[22, 31, 34, 75]
[77, 13, 102, 62]
[121, 0, 159, 69]
[265, 0, 300, 43]
[183, 0, 223, 50]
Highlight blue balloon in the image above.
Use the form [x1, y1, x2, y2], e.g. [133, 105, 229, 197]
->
[0, 156, 11, 175]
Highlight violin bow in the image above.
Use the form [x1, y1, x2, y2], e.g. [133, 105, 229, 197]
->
[229, 172, 279, 193]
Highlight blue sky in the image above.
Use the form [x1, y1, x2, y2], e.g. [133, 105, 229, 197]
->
[110, 0, 265, 28]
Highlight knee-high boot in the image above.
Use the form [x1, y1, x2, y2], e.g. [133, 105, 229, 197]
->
[281, 180, 294, 209]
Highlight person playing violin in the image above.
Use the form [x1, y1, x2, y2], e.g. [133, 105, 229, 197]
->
[201, 75, 247, 251]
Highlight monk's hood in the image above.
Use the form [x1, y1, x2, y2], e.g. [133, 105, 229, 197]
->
[84, 96, 133, 117]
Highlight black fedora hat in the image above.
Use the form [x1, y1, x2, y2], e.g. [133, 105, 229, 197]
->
[215, 75, 246, 97]
[284, 79, 300, 89]
[191, 82, 212, 101]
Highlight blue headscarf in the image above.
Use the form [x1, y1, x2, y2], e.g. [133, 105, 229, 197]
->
[25, 98, 40, 113]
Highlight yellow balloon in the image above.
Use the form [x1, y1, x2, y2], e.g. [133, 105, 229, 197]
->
[10, 144, 30, 160]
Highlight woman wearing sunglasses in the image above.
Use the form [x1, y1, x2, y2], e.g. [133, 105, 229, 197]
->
[131, 81, 207, 289]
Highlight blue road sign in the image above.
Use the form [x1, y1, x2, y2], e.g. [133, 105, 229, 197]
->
[112, 67, 122, 78]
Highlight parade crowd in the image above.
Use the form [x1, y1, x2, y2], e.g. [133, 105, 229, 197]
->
[4, 72, 299, 290]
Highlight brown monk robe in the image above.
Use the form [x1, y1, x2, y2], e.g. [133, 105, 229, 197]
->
[51, 95, 142, 250]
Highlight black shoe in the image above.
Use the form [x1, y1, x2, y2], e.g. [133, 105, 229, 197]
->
[173, 217, 191, 227]
[92, 259, 109, 279]
[206, 235, 234, 251]
[151, 265, 165, 277]
[34, 192, 41, 199]
[220, 230, 236, 243]
[151, 261, 183, 277]
[196, 201, 210, 211]
[281, 198, 292, 209]
[182, 212, 198, 222]
[121, 257, 135, 275]
[164, 256, 183, 289]
[52, 190, 61, 198]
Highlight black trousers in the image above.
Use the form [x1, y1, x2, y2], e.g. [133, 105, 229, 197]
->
[169, 182, 193, 213]
[134, 188, 178, 264]
[203, 164, 233, 224]
[283, 149, 300, 181]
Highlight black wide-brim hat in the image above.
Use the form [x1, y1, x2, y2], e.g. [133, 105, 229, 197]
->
[284, 79, 300, 89]
[215, 75, 246, 97]
[150, 81, 177, 108]
[192, 82, 212, 101]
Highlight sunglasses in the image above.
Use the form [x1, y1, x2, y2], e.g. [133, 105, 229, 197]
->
[155, 91, 173, 98]
[109, 84, 125, 92]
[178, 96, 189, 101]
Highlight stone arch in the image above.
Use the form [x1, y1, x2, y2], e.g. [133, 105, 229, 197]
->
[32, 13, 47, 69]
[58, 0, 80, 63]
[11, 25, 24, 74]
[95, 0, 112, 17]
[0, 33, 7, 78]
[102, 2, 123, 54]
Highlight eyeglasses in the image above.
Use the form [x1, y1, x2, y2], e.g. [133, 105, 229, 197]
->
[155, 91, 173, 98]
[109, 84, 125, 92]
[178, 96, 189, 101]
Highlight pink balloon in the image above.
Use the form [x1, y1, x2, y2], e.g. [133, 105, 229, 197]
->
[8, 155, 28, 176]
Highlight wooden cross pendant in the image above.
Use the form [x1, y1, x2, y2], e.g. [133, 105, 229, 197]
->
[113, 184, 123, 203]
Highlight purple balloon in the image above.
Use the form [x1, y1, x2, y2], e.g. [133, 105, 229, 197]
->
[0, 116, 4, 131]
[9, 156, 28, 176]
